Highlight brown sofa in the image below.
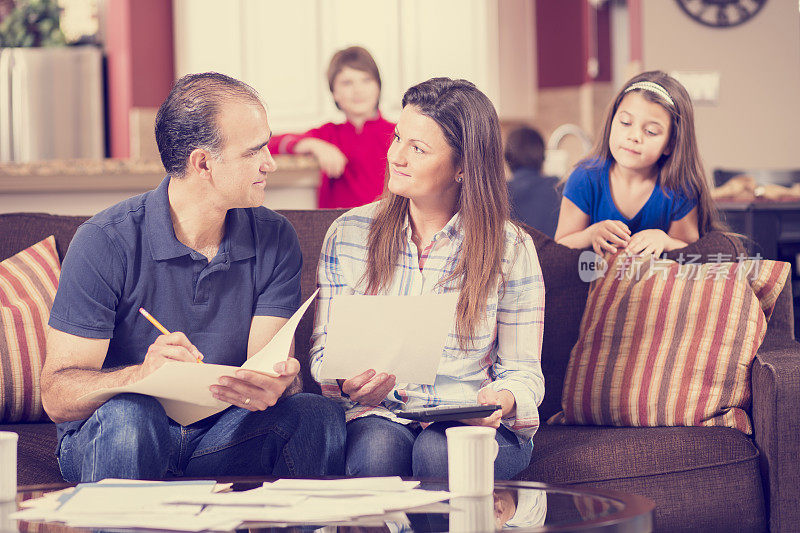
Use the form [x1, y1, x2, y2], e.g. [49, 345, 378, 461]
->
[1, 210, 798, 532]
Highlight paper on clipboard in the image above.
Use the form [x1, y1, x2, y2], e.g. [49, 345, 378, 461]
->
[318, 294, 457, 385]
[79, 290, 318, 426]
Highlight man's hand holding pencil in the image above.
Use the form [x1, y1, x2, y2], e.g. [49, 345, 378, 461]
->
[131, 307, 205, 383]
[136, 306, 298, 412]
[130, 330, 206, 384]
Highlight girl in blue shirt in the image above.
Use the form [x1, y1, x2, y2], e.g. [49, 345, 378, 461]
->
[555, 71, 721, 256]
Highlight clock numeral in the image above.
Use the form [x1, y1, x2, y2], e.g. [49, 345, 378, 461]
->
[675, 0, 766, 28]
[716, 7, 729, 26]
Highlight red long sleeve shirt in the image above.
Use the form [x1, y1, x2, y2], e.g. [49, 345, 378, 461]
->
[268, 114, 395, 209]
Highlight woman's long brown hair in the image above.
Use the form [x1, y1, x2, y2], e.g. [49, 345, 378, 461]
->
[363, 78, 510, 349]
[581, 70, 723, 234]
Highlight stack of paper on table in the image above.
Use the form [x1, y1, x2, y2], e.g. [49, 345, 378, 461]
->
[12, 477, 451, 531]
[12, 480, 237, 531]
[77, 290, 317, 426]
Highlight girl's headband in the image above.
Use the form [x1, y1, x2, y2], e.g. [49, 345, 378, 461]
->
[623, 81, 675, 107]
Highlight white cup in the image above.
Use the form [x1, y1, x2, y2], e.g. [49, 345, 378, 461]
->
[0, 500, 16, 532]
[446, 426, 499, 497]
[449, 495, 495, 532]
[0, 432, 18, 502]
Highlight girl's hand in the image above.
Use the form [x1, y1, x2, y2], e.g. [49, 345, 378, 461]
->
[339, 369, 396, 406]
[626, 229, 669, 256]
[307, 139, 348, 178]
[459, 388, 504, 429]
[587, 220, 631, 256]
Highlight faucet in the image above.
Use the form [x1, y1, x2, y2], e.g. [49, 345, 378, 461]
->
[547, 124, 593, 153]
[543, 124, 593, 178]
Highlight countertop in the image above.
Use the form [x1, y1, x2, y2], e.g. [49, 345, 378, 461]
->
[0, 156, 320, 193]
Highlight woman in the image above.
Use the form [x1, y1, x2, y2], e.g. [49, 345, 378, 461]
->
[309, 77, 545, 479]
[268, 46, 395, 209]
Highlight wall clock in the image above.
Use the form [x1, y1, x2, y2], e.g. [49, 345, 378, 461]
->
[675, 0, 767, 28]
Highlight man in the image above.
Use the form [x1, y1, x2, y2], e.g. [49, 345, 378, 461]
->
[505, 126, 561, 239]
[41, 72, 346, 482]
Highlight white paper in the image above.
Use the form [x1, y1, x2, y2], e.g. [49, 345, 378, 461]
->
[64, 512, 239, 531]
[242, 289, 318, 373]
[319, 294, 457, 384]
[56, 480, 216, 515]
[13, 481, 216, 525]
[369, 490, 451, 512]
[14, 479, 452, 531]
[168, 486, 306, 507]
[264, 477, 419, 493]
[17, 487, 73, 509]
[79, 290, 318, 426]
[200, 501, 374, 524]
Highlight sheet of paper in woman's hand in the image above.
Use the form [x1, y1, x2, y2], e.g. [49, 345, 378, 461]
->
[319, 294, 457, 385]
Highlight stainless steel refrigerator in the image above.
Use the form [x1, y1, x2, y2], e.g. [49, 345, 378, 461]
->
[0, 45, 104, 162]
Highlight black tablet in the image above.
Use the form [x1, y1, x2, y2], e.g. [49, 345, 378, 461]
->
[395, 404, 501, 423]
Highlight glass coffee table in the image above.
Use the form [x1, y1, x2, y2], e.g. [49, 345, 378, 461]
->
[6, 479, 654, 532]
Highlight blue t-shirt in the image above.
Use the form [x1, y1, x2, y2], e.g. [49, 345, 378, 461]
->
[562, 159, 696, 233]
[49, 176, 302, 439]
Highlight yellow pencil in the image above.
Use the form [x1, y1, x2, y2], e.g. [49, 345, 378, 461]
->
[138, 307, 203, 363]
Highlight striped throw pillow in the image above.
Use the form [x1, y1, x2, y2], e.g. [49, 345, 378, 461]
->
[0, 236, 60, 422]
[549, 252, 789, 434]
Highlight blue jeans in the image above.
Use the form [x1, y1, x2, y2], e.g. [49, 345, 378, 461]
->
[58, 393, 346, 482]
[345, 416, 533, 479]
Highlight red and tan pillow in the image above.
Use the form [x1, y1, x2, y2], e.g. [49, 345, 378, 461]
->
[549, 252, 789, 434]
[0, 236, 60, 422]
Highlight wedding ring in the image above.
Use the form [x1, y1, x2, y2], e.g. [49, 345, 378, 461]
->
[244, 397, 251, 406]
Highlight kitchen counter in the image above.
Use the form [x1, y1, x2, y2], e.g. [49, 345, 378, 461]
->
[0, 156, 320, 192]
[0, 156, 321, 213]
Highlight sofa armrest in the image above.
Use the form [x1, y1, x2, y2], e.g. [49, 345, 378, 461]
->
[752, 341, 800, 533]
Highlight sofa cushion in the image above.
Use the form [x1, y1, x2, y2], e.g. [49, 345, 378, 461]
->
[277, 209, 345, 394]
[522, 424, 766, 532]
[523, 228, 746, 422]
[523, 227, 590, 421]
[550, 252, 789, 434]
[1, 422, 61, 487]
[0, 236, 61, 422]
[0, 213, 87, 262]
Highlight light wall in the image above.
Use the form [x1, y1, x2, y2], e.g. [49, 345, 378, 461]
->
[641, 0, 800, 176]
[172, 0, 537, 134]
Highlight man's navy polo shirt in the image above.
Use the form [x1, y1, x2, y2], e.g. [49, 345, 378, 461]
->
[49, 176, 302, 437]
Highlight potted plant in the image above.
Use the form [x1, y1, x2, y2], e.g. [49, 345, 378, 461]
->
[0, 0, 66, 47]
[0, 0, 104, 162]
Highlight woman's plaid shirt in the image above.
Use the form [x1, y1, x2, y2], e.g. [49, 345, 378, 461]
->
[309, 202, 545, 442]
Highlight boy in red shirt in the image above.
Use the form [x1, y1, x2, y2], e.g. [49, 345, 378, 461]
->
[269, 46, 394, 209]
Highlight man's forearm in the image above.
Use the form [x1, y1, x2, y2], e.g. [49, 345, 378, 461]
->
[41, 365, 140, 424]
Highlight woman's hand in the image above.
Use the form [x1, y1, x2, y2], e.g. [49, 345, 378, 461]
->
[587, 220, 631, 256]
[625, 229, 669, 256]
[340, 369, 396, 406]
[296, 138, 348, 178]
[459, 388, 508, 429]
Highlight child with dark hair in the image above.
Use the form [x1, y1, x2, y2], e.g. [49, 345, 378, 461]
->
[555, 71, 722, 257]
[504, 126, 561, 238]
[268, 46, 395, 209]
